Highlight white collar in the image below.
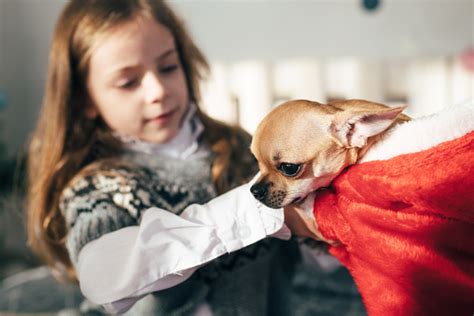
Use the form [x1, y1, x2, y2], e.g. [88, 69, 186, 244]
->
[115, 103, 205, 160]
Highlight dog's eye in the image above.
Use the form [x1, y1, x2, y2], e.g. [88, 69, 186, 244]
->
[278, 163, 301, 177]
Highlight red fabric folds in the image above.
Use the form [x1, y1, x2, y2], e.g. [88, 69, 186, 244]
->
[313, 131, 474, 316]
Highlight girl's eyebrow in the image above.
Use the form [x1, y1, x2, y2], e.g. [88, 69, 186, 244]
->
[109, 47, 178, 79]
[105, 66, 140, 85]
[108, 49, 178, 77]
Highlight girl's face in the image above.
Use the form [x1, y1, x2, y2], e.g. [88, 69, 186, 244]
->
[86, 15, 189, 144]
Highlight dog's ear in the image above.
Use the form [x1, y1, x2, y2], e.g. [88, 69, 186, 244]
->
[330, 106, 405, 148]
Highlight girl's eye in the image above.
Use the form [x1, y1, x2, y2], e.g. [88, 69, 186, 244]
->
[278, 163, 302, 177]
[160, 64, 178, 74]
[118, 78, 139, 89]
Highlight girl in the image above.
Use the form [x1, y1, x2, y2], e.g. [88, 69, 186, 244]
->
[26, 0, 296, 314]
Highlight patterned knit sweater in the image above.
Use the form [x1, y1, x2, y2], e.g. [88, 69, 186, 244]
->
[59, 135, 298, 315]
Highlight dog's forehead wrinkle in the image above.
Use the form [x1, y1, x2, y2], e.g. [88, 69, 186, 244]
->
[272, 151, 281, 162]
[270, 149, 296, 165]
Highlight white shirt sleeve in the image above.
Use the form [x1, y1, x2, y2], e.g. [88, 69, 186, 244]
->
[75, 182, 291, 314]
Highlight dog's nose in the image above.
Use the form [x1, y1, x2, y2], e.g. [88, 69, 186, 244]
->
[250, 183, 268, 201]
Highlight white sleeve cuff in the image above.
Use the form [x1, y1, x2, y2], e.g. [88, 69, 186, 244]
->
[180, 183, 289, 253]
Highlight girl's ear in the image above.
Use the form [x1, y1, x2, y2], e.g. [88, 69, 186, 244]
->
[84, 98, 99, 119]
[330, 106, 406, 148]
[84, 106, 98, 119]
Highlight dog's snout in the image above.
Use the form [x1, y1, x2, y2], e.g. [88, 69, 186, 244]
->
[250, 182, 269, 201]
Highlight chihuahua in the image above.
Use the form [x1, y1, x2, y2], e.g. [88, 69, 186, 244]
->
[250, 99, 409, 240]
[249, 99, 408, 236]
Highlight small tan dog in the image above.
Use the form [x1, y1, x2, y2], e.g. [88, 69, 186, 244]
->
[250, 99, 409, 239]
[250, 99, 474, 315]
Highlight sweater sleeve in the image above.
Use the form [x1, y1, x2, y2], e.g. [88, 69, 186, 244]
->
[60, 171, 145, 264]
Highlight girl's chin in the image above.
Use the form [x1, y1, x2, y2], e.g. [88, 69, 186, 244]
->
[141, 129, 179, 144]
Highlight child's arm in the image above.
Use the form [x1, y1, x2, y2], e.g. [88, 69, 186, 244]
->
[72, 182, 289, 314]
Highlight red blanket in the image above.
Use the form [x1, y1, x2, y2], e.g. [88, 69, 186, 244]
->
[313, 131, 474, 316]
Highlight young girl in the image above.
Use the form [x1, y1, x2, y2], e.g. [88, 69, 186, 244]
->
[26, 0, 297, 314]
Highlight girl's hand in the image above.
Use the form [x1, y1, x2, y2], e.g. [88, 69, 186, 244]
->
[283, 193, 334, 243]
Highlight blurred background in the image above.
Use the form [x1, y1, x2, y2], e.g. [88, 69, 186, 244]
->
[0, 0, 472, 314]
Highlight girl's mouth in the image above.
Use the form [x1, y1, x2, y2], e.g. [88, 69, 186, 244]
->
[146, 109, 176, 125]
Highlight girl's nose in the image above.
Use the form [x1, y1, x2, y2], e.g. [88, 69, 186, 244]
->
[142, 71, 166, 104]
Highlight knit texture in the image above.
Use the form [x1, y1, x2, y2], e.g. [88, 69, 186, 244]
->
[60, 151, 216, 264]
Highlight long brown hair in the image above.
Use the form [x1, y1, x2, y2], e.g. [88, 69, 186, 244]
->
[27, 0, 254, 282]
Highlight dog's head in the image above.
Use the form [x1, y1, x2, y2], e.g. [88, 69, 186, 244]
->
[250, 99, 407, 208]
